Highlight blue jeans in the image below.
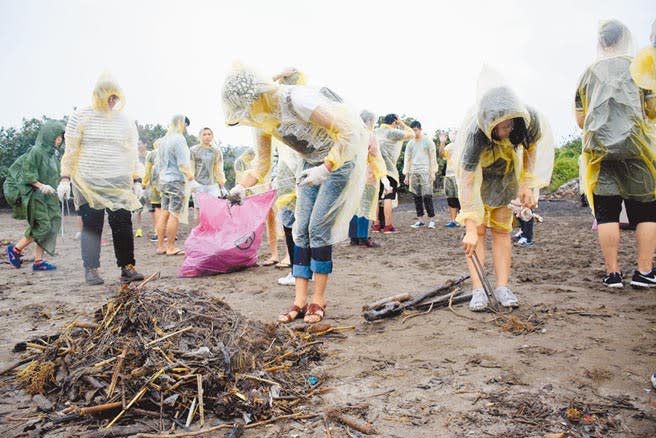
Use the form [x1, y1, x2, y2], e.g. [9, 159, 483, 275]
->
[292, 160, 355, 279]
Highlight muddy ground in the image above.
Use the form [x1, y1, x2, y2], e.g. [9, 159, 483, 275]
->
[0, 195, 655, 437]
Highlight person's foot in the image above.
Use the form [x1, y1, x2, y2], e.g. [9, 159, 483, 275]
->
[602, 272, 623, 288]
[278, 303, 307, 323]
[512, 231, 523, 242]
[383, 225, 399, 234]
[427, 220, 436, 229]
[630, 269, 656, 289]
[32, 260, 56, 271]
[469, 288, 488, 311]
[411, 221, 425, 229]
[304, 303, 327, 324]
[121, 264, 145, 283]
[350, 238, 359, 246]
[135, 228, 143, 238]
[445, 221, 459, 228]
[494, 286, 519, 307]
[359, 238, 380, 248]
[277, 272, 296, 286]
[73, 231, 81, 240]
[85, 268, 104, 285]
[371, 223, 382, 233]
[515, 237, 534, 248]
[7, 244, 22, 269]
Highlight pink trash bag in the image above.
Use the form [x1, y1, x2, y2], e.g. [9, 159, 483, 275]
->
[179, 191, 275, 277]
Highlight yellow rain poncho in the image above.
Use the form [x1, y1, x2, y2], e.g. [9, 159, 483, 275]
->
[62, 74, 141, 211]
[190, 138, 226, 187]
[576, 20, 656, 209]
[455, 78, 554, 232]
[358, 110, 386, 220]
[222, 64, 368, 246]
[234, 147, 257, 183]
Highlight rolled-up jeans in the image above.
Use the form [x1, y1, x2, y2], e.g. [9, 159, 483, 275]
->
[292, 160, 355, 279]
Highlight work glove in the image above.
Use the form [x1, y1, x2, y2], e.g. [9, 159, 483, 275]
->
[228, 184, 246, 204]
[298, 164, 330, 186]
[381, 176, 393, 195]
[39, 184, 56, 196]
[133, 182, 144, 200]
[218, 185, 229, 198]
[57, 181, 71, 200]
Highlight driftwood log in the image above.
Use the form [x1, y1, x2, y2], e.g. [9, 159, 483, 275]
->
[363, 274, 470, 321]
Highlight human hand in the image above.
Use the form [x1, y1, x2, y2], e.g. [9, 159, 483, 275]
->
[57, 180, 71, 200]
[519, 187, 536, 208]
[403, 175, 409, 185]
[298, 164, 330, 186]
[462, 230, 478, 257]
[430, 173, 436, 183]
[228, 184, 246, 203]
[39, 184, 56, 195]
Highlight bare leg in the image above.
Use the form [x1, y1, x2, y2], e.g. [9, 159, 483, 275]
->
[305, 273, 328, 323]
[34, 244, 45, 262]
[156, 210, 169, 253]
[266, 209, 279, 262]
[491, 229, 512, 287]
[449, 207, 458, 222]
[464, 225, 487, 289]
[166, 214, 180, 253]
[597, 222, 620, 273]
[278, 277, 310, 322]
[383, 199, 393, 226]
[635, 222, 656, 273]
[14, 236, 34, 252]
[152, 208, 160, 236]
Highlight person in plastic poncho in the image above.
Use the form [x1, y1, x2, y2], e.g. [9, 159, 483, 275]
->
[576, 20, 656, 289]
[59, 74, 145, 285]
[190, 127, 227, 213]
[456, 80, 554, 311]
[4, 121, 65, 271]
[440, 130, 461, 228]
[373, 114, 414, 233]
[223, 64, 368, 324]
[132, 137, 148, 238]
[143, 138, 163, 240]
[403, 120, 438, 229]
[348, 110, 389, 247]
[156, 115, 194, 256]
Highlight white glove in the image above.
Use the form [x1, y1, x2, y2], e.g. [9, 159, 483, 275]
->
[381, 176, 393, 195]
[298, 164, 330, 186]
[219, 186, 229, 197]
[57, 181, 71, 200]
[39, 184, 56, 195]
[133, 182, 144, 199]
[189, 180, 201, 192]
[228, 184, 246, 202]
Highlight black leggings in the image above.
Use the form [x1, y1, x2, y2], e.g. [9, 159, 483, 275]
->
[283, 226, 294, 262]
[519, 217, 534, 242]
[79, 204, 135, 269]
[413, 194, 435, 218]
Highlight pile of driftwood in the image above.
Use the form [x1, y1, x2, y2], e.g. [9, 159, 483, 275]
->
[2, 284, 332, 436]
[362, 275, 471, 321]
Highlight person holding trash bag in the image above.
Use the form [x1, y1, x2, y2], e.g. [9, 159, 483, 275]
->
[60, 73, 145, 285]
[456, 68, 554, 311]
[576, 20, 656, 289]
[4, 121, 65, 271]
[223, 63, 368, 324]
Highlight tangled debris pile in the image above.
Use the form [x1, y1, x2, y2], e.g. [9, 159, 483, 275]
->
[3, 286, 329, 435]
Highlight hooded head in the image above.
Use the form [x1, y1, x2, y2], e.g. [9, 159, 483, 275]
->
[168, 115, 190, 135]
[477, 86, 530, 146]
[35, 121, 66, 153]
[222, 63, 277, 126]
[597, 19, 634, 59]
[360, 110, 377, 130]
[92, 73, 125, 113]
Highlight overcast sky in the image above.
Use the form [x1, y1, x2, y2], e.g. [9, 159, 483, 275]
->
[0, 0, 653, 147]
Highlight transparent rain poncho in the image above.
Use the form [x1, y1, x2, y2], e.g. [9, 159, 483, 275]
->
[376, 123, 413, 184]
[221, 64, 367, 246]
[403, 136, 437, 197]
[157, 116, 193, 223]
[273, 139, 302, 211]
[62, 74, 141, 211]
[576, 20, 656, 206]
[190, 142, 226, 187]
[234, 147, 257, 183]
[356, 110, 386, 220]
[143, 138, 162, 189]
[455, 75, 554, 231]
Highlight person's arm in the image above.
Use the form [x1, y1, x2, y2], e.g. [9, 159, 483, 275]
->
[60, 111, 83, 181]
[307, 104, 354, 172]
[175, 137, 194, 181]
[242, 131, 272, 187]
[367, 135, 387, 180]
[397, 119, 414, 140]
[402, 141, 411, 180]
[215, 148, 226, 186]
[574, 74, 587, 129]
[428, 138, 438, 180]
[143, 155, 153, 187]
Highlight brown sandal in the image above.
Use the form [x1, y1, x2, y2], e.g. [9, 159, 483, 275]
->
[278, 304, 308, 323]
[303, 303, 327, 324]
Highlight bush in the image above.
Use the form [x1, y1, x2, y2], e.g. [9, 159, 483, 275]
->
[548, 135, 582, 192]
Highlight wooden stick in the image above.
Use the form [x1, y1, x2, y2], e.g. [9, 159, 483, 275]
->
[137, 424, 234, 437]
[106, 368, 165, 429]
[72, 321, 100, 330]
[108, 347, 128, 399]
[136, 271, 160, 290]
[146, 326, 193, 347]
[80, 425, 153, 438]
[79, 401, 123, 416]
[0, 356, 36, 375]
[196, 374, 204, 427]
[362, 293, 412, 311]
[184, 397, 197, 428]
[326, 410, 375, 435]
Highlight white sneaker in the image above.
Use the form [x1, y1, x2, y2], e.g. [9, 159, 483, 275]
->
[494, 286, 519, 307]
[277, 273, 295, 286]
[469, 288, 488, 311]
[427, 221, 436, 229]
[73, 231, 81, 240]
[411, 221, 426, 228]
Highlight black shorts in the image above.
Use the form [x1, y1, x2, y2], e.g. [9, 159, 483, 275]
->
[149, 203, 161, 213]
[593, 195, 656, 225]
[380, 177, 398, 201]
[447, 197, 461, 209]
